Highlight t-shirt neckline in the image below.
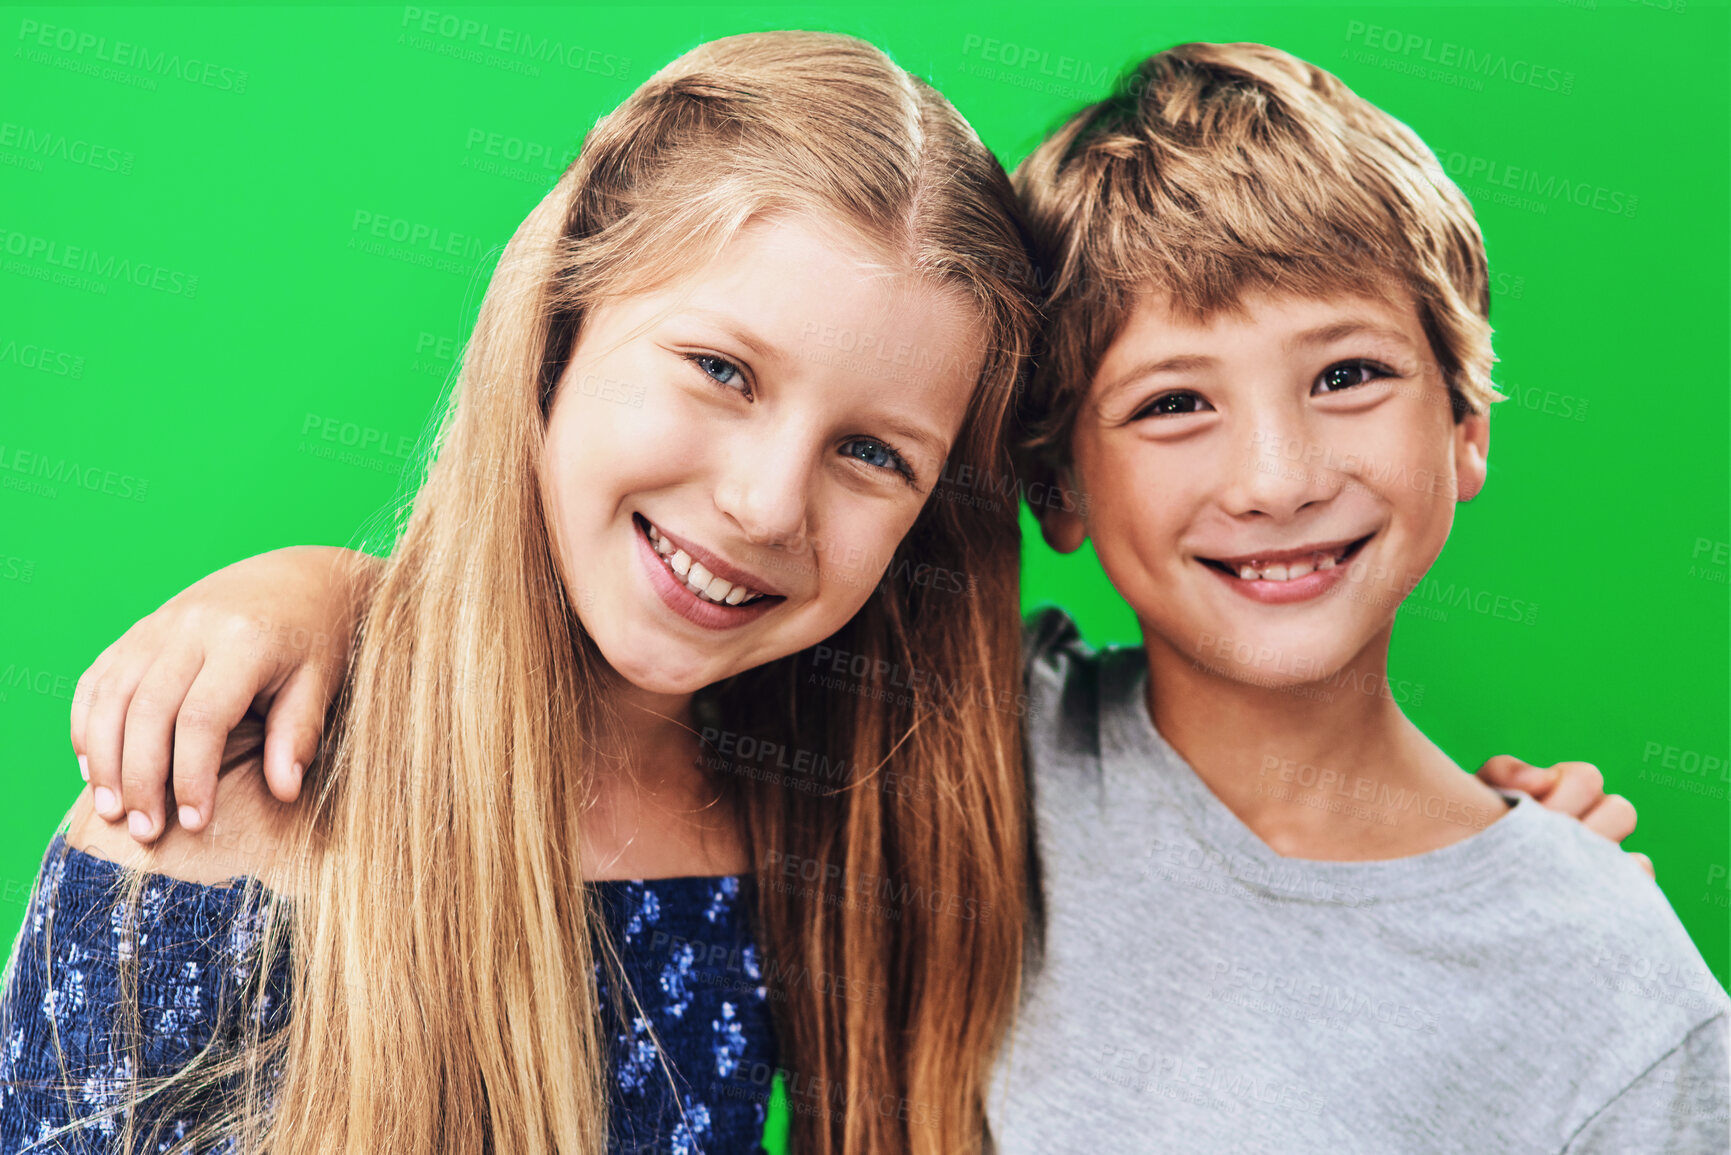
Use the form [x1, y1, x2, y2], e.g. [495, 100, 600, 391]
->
[1094, 645, 1544, 904]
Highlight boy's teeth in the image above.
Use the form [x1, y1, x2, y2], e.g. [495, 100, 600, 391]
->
[643, 520, 765, 606]
[1233, 549, 1346, 582]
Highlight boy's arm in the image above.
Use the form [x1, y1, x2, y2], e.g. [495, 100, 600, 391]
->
[1561, 1014, 1729, 1153]
[1476, 756, 1651, 876]
[71, 546, 380, 843]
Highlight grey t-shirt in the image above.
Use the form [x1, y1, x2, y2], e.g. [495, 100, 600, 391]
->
[987, 609, 1729, 1155]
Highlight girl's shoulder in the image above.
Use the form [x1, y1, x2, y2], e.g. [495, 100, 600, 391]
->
[64, 758, 308, 900]
[2, 777, 298, 1147]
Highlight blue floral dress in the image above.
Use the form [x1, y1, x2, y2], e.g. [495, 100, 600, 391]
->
[0, 832, 778, 1153]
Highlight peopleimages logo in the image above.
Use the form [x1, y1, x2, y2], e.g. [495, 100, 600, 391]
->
[1434, 150, 1638, 218]
[1343, 20, 1574, 94]
[0, 228, 199, 297]
[398, 7, 629, 78]
[16, 18, 250, 92]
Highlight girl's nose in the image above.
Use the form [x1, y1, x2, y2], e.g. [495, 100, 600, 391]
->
[711, 433, 816, 549]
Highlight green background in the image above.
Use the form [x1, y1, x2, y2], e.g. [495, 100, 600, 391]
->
[2, 1, 1726, 1131]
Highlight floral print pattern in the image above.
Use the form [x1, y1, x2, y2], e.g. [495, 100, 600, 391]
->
[1, 833, 776, 1153]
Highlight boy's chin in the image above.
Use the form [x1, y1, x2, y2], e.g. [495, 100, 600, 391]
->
[1163, 624, 1377, 696]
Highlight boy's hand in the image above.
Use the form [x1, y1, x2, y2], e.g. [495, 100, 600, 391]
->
[1476, 756, 1651, 877]
[71, 546, 380, 844]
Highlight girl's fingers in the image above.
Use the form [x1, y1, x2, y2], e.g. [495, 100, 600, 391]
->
[261, 662, 336, 804]
[116, 644, 209, 840]
[1535, 761, 1608, 822]
[1581, 793, 1639, 846]
[1475, 754, 1559, 798]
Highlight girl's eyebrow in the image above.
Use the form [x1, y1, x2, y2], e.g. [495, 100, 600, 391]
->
[679, 307, 785, 364]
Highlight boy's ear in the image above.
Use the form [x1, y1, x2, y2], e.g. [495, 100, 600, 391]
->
[1454, 412, 1490, 501]
[1037, 464, 1090, 554]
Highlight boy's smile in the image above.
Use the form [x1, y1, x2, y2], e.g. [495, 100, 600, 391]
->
[1046, 288, 1490, 691]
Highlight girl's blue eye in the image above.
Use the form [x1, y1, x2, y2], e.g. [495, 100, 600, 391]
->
[1315, 360, 1390, 394]
[691, 354, 747, 393]
[841, 437, 914, 482]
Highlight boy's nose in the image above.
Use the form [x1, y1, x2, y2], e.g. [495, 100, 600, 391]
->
[1225, 422, 1344, 520]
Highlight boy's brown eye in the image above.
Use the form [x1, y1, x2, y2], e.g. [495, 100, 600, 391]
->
[1132, 390, 1209, 420]
[1315, 360, 1388, 394]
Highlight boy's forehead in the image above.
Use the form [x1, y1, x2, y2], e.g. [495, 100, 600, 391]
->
[1089, 285, 1432, 394]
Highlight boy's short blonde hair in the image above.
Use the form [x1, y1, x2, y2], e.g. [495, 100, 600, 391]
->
[1014, 41, 1500, 474]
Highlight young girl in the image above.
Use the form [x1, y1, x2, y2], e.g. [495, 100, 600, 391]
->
[0, 31, 1041, 1155]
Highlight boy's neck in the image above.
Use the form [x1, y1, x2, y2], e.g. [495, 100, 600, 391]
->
[1141, 628, 1508, 861]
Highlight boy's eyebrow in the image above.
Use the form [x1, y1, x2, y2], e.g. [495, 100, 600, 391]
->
[1283, 320, 1419, 353]
[1096, 353, 1218, 397]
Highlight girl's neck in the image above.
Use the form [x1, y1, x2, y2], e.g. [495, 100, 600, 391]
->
[580, 681, 751, 881]
[1142, 627, 1507, 861]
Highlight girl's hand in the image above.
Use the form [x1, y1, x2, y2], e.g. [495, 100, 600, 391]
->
[71, 546, 380, 843]
[1476, 755, 1651, 877]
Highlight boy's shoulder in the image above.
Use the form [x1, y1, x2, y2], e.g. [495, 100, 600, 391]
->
[1020, 605, 1114, 783]
[1505, 799, 1728, 1029]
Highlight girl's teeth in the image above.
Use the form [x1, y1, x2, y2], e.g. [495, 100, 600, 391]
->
[644, 521, 765, 606]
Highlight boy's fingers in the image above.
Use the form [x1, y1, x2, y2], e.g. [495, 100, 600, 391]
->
[261, 664, 334, 804]
[1475, 754, 1558, 798]
[1581, 793, 1639, 845]
[82, 648, 161, 822]
[70, 640, 122, 766]
[1534, 761, 1606, 819]
[117, 646, 208, 841]
[169, 658, 271, 834]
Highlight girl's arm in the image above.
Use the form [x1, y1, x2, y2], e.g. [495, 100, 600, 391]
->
[72, 549, 1647, 870]
[71, 546, 380, 842]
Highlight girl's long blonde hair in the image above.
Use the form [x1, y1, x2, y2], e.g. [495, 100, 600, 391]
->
[21, 30, 1039, 1155]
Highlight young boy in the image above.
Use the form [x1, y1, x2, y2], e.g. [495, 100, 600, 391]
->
[990, 41, 1728, 1153]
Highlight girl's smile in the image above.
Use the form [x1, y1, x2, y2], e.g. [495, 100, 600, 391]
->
[634, 513, 785, 629]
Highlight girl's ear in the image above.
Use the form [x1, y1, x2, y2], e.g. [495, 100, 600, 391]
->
[1454, 412, 1491, 502]
[1037, 466, 1090, 554]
